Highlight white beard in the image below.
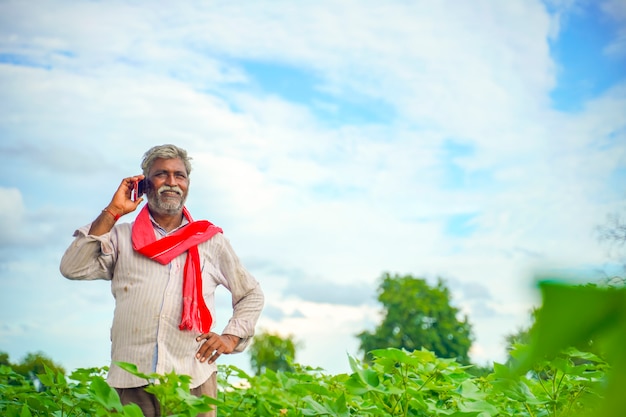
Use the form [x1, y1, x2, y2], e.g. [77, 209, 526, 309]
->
[147, 185, 187, 215]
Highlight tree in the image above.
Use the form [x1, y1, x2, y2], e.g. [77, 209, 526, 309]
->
[12, 352, 66, 380]
[357, 273, 473, 364]
[0, 351, 10, 367]
[0, 351, 66, 392]
[249, 330, 298, 374]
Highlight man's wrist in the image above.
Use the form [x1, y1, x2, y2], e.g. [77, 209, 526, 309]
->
[102, 207, 122, 222]
[223, 334, 241, 348]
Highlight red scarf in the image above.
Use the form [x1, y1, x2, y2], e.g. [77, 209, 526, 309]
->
[131, 205, 222, 333]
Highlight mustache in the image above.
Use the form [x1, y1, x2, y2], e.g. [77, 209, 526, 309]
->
[157, 185, 183, 196]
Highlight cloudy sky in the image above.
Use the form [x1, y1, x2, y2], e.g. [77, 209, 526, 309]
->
[1, 0, 625, 376]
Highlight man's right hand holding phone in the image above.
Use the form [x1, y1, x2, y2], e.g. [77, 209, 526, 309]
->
[88, 175, 145, 236]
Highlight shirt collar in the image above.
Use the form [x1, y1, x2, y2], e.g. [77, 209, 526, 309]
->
[149, 212, 190, 236]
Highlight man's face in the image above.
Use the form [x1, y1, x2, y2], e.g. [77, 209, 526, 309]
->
[145, 157, 189, 215]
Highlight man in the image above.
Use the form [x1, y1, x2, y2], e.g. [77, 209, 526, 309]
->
[60, 144, 264, 417]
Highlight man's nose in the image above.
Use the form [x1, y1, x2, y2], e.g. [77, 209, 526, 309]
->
[165, 173, 177, 185]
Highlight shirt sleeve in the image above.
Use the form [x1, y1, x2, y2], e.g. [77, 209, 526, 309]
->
[216, 236, 264, 353]
[59, 224, 117, 281]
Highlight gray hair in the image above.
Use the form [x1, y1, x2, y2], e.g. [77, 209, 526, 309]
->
[141, 144, 192, 177]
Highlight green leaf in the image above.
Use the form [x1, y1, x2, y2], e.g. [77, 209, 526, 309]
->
[294, 383, 332, 396]
[121, 403, 145, 417]
[344, 373, 369, 395]
[114, 362, 152, 380]
[347, 354, 361, 374]
[491, 377, 538, 403]
[331, 393, 349, 417]
[20, 405, 32, 417]
[219, 364, 252, 380]
[36, 371, 54, 387]
[362, 369, 379, 387]
[455, 380, 484, 401]
[518, 282, 625, 366]
[513, 280, 626, 417]
[89, 376, 123, 411]
[457, 398, 499, 415]
[301, 395, 330, 415]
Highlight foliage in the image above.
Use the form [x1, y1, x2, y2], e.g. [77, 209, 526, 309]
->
[493, 347, 608, 417]
[220, 345, 608, 416]
[1, 351, 66, 383]
[0, 364, 144, 416]
[1, 280, 619, 416]
[116, 362, 220, 416]
[0, 351, 66, 393]
[512, 280, 626, 417]
[248, 330, 298, 375]
[0, 344, 610, 417]
[358, 273, 473, 364]
[0, 361, 219, 417]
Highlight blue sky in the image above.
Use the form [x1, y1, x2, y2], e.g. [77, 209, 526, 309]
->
[1, 0, 625, 376]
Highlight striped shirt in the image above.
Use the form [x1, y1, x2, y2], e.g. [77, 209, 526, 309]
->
[59, 219, 264, 388]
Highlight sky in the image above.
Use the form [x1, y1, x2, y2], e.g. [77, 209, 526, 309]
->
[1, 0, 625, 377]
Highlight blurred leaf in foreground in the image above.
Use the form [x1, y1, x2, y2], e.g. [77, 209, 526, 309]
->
[513, 280, 626, 417]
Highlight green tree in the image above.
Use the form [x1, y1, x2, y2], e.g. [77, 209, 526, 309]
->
[0, 351, 9, 366]
[249, 330, 298, 374]
[357, 273, 473, 364]
[12, 351, 66, 380]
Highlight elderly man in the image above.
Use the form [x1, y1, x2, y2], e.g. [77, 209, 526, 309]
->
[60, 144, 264, 417]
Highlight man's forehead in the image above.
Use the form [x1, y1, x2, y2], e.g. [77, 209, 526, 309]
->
[150, 157, 187, 172]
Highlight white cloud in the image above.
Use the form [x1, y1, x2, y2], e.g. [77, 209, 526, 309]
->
[0, 187, 25, 246]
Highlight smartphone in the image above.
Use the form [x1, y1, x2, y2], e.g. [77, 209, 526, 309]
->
[132, 179, 147, 201]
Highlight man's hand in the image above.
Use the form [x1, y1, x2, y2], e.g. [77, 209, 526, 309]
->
[195, 333, 241, 364]
[88, 175, 145, 236]
[107, 175, 146, 217]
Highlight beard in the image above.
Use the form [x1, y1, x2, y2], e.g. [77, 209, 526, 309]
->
[147, 184, 187, 216]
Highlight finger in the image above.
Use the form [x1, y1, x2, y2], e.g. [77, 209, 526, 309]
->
[198, 345, 223, 363]
[196, 341, 215, 362]
[208, 350, 222, 364]
[196, 332, 219, 348]
[132, 197, 144, 209]
[196, 332, 214, 342]
[115, 178, 135, 199]
[196, 333, 219, 362]
[127, 174, 144, 182]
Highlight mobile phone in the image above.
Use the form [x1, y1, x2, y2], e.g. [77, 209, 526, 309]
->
[132, 179, 147, 201]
